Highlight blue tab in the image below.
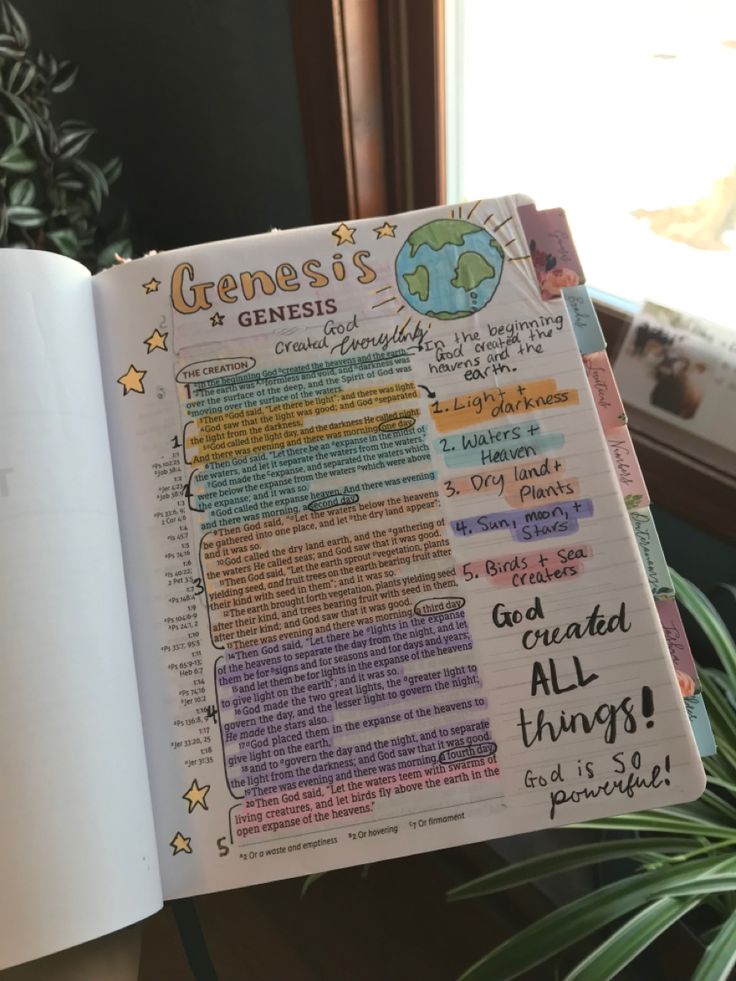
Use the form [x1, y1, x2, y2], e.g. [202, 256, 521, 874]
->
[562, 285, 606, 354]
[685, 692, 717, 757]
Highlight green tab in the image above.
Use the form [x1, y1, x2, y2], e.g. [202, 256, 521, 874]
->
[629, 507, 675, 600]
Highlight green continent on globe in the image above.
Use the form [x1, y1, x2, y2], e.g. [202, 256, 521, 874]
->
[402, 264, 430, 302]
[406, 218, 479, 258]
[450, 251, 495, 292]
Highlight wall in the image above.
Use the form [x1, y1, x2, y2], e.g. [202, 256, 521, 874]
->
[15, 0, 312, 252]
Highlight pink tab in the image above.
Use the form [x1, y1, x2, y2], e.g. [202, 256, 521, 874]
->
[656, 598, 701, 695]
[517, 203, 585, 300]
[605, 424, 650, 510]
[583, 351, 627, 432]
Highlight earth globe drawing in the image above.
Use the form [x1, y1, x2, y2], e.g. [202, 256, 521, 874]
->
[395, 218, 504, 319]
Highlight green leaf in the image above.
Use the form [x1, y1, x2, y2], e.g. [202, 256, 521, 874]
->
[73, 158, 108, 211]
[671, 569, 736, 693]
[699, 923, 723, 945]
[27, 113, 51, 163]
[457, 856, 736, 981]
[701, 672, 736, 751]
[97, 237, 133, 268]
[102, 155, 123, 185]
[565, 896, 700, 981]
[577, 812, 735, 839]
[0, 30, 22, 58]
[662, 794, 736, 829]
[692, 907, 736, 981]
[56, 126, 95, 160]
[705, 751, 733, 784]
[46, 228, 79, 257]
[7, 204, 44, 227]
[301, 872, 326, 898]
[706, 668, 735, 699]
[714, 582, 736, 604]
[36, 49, 57, 82]
[7, 59, 35, 95]
[659, 875, 736, 897]
[88, 180, 102, 212]
[5, 114, 29, 145]
[707, 776, 736, 799]
[0, 1, 29, 48]
[56, 175, 85, 191]
[75, 157, 108, 194]
[699, 789, 736, 826]
[0, 143, 34, 172]
[0, 89, 34, 128]
[700, 669, 736, 780]
[8, 177, 34, 206]
[50, 59, 78, 93]
[447, 838, 695, 902]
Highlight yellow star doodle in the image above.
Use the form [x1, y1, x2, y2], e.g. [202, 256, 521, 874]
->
[144, 328, 168, 353]
[210, 312, 225, 326]
[331, 222, 356, 246]
[142, 277, 160, 294]
[182, 778, 210, 813]
[170, 831, 192, 855]
[117, 364, 147, 395]
[374, 221, 397, 239]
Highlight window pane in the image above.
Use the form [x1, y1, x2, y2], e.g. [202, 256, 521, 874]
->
[445, 0, 736, 325]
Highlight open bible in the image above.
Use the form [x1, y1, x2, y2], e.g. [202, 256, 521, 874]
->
[0, 195, 712, 969]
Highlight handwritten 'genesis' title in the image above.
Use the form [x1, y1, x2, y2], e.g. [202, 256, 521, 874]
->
[169, 252, 377, 327]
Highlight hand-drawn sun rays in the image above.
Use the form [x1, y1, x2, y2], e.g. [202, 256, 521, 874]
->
[370, 283, 406, 316]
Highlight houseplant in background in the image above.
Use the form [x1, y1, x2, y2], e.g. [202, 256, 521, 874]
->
[0, 0, 130, 270]
[449, 570, 736, 981]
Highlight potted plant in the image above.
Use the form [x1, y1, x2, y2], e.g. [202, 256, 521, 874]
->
[0, 0, 130, 269]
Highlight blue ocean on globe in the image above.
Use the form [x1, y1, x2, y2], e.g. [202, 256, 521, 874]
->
[395, 218, 505, 319]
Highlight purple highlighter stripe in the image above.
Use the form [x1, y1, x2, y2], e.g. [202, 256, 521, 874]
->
[451, 498, 594, 542]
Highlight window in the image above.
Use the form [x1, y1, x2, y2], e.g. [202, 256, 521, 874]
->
[445, 0, 736, 327]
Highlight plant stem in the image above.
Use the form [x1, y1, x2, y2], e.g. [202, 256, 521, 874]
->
[668, 838, 736, 864]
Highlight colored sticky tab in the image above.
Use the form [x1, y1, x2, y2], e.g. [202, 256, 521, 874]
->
[656, 599, 717, 757]
[629, 508, 675, 600]
[583, 350, 627, 430]
[605, 425, 650, 510]
[685, 693, 718, 758]
[564, 286, 607, 355]
[517, 203, 585, 301]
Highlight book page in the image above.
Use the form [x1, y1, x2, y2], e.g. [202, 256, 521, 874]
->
[92, 196, 704, 901]
[0, 252, 161, 970]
